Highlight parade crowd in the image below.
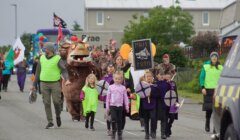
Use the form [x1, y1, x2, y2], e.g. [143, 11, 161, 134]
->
[0, 39, 222, 140]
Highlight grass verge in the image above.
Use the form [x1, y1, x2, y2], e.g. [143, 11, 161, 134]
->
[178, 90, 203, 104]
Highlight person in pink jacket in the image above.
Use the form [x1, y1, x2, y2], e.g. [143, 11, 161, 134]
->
[106, 71, 129, 140]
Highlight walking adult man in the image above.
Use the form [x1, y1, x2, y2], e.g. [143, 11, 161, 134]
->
[32, 42, 70, 129]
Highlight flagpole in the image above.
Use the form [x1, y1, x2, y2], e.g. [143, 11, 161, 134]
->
[11, 4, 17, 39]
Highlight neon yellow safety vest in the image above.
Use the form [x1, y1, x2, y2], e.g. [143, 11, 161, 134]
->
[124, 68, 130, 79]
[203, 64, 223, 89]
[40, 55, 61, 82]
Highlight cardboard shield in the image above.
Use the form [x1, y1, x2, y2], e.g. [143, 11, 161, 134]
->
[135, 81, 151, 98]
[164, 90, 177, 107]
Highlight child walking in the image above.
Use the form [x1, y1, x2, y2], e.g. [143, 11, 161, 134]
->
[155, 71, 169, 139]
[106, 71, 129, 140]
[139, 71, 157, 139]
[81, 74, 99, 131]
[101, 63, 115, 136]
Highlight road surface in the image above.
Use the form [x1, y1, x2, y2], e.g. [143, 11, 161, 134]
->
[0, 75, 212, 140]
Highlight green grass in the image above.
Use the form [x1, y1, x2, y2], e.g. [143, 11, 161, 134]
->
[178, 90, 203, 104]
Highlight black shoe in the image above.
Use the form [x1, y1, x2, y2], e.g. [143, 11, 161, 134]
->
[205, 120, 210, 132]
[151, 132, 156, 139]
[45, 122, 54, 129]
[0, 95, 1, 100]
[161, 135, 167, 139]
[56, 117, 61, 127]
[90, 126, 95, 131]
[145, 134, 150, 139]
[85, 121, 89, 129]
[111, 131, 116, 140]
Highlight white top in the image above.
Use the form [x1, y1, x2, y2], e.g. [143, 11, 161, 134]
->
[130, 66, 145, 90]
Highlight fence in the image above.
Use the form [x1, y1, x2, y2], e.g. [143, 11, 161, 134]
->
[174, 67, 200, 92]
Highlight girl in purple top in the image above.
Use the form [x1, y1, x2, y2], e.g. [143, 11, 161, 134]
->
[101, 63, 115, 136]
[106, 71, 129, 140]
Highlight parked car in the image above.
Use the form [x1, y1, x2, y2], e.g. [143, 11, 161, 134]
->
[212, 36, 240, 140]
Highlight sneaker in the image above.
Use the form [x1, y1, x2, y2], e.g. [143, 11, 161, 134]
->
[151, 133, 156, 139]
[90, 126, 95, 131]
[145, 134, 150, 139]
[161, 135, 167, 139]
[107, 130, 112, 136]
[45, 122, 54, 129]
[56, 117, 61, 127]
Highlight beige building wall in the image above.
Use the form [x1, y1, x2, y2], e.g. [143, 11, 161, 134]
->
[85, 9, 147, 31]
[187, 10, 221, 33]
[72, 31, 124, 49]
[220, 3, 236, 28]
[85, 8, 223, 34]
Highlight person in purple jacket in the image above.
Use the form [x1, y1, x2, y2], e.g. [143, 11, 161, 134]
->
[140, 71, 158, 139]
[106, 71, 129, 140]
[101, 62, 115, 136]
[155, 71, 170, 139]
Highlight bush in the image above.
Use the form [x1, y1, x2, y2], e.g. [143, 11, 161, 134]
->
[191, 31, 219, 58]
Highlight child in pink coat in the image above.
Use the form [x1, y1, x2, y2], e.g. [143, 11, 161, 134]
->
[106, 71, 129, 140]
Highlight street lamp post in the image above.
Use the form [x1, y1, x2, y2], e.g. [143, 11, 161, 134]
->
[11, 4, 17, 39]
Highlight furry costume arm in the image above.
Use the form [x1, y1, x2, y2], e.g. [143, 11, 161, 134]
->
[58, 59, 69, 80]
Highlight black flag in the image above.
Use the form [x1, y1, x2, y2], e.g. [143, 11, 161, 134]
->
[53, 13, 67, 28]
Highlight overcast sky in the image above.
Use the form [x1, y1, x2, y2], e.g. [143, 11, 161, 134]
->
[0, 0, 84, 46]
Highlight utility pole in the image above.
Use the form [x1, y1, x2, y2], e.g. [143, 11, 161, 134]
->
[11, 4, 17, 39]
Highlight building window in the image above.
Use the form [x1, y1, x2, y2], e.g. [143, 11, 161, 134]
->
[202, 12, 209, 26]
[96, 11, 104, 25]
[143, 12, 149, 18]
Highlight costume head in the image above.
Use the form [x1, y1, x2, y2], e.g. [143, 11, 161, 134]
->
[67, 36, 91, 66]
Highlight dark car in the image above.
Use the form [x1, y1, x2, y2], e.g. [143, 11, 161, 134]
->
[212, 36, 240, 140]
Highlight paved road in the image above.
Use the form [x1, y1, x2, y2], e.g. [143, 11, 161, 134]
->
[0, 75, 212, 140]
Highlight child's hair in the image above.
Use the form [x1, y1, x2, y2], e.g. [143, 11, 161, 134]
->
[139, 76, 145, 82]
[113, 70, 124, 79]
[144, 70, 153, 83]
[144, 70, 153, 77]
[85, 73, 97, 87]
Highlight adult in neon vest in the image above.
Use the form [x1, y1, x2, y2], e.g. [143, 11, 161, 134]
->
[199, 52, 223, 132]
[32, 42, 71, 129]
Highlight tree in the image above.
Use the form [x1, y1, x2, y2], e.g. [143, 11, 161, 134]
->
[155, 44, 188, 67]
[122, 6, 195, 45]
[191, 31, 219, 58]
[0, 45, 11, 56]
[20, 33, 32, 58]
[72, 21, 83, 31]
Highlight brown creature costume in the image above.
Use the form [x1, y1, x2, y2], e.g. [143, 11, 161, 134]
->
[61, 40, 101, 121]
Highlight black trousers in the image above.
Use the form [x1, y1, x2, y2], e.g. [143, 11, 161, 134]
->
[2, 74, 10, 91]
[166, 113, 175, 135]
[122, 109, 126, 130]
[143, 108, 157, 134]
[159, 109, 168, 136]
[110, 106, 123, 133]
[206, 110, 212, 120]
[86, 111, 95, 127]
